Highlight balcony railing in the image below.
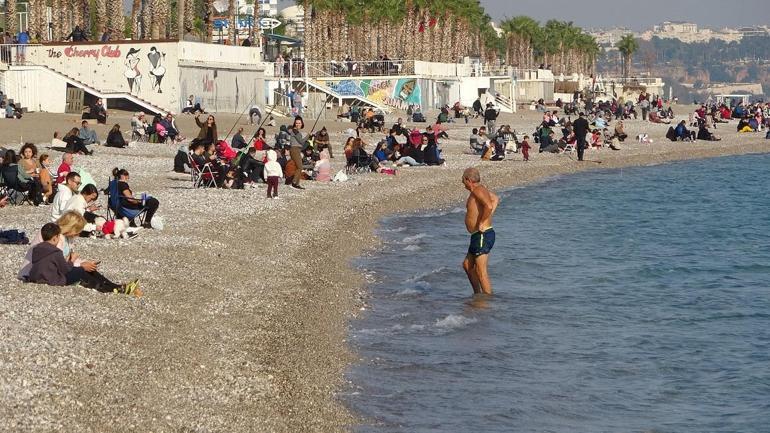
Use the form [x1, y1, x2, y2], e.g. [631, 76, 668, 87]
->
[0, 44, 44, 66]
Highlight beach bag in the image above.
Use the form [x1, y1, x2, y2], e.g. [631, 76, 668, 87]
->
[333, 170, 348, 182]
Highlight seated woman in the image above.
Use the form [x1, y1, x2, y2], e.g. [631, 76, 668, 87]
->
[313, 149, 332, 182]
[349, 138, 379, 172]
[253, 128, 268, 150]
[469, 128, 484, 154]
[613, 121, 628, 142]
[16, 144, 45, 205]
[113, 168, 160, 228]
[63, 128, 91, 155]
[589, 129, 603, 148]
[489, 138, 505, 161]
[160, 113, 180, 142]
[697, 125, 721, 141]
[19, 215, 141, 296]
[131, 112, 149, 140]
[314, 127, 333, 158]
[83, 98, 107, 124]
[104, 124, 128, 148]
[373, 140, 391, 162]
[649, 110, 670, 124]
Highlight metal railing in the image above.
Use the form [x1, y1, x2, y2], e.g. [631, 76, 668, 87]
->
[0, 44, 43, 66]
[265, 59, 528, 80]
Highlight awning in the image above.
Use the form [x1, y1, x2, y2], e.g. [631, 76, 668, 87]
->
[264, 33, 303, 46]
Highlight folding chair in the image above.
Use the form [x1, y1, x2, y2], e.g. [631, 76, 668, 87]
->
[106, 178, 148, 226]
[187, 152, 217, 188]
[0, 166, 33, 205]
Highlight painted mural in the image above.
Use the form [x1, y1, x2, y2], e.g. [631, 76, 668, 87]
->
[328, 78, 421, 109]
[31, 42, 178, 110]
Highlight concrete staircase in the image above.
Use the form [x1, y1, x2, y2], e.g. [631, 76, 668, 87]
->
[5, 64, 167, 115]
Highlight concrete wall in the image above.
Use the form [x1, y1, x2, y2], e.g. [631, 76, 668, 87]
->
[26, 41, 181, 111]
[14, 41, 267, 114]
[179, 67, 264, 114]
[2, 66, 67, 113]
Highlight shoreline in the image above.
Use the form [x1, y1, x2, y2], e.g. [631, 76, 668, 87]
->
[1, 111, 769, 431]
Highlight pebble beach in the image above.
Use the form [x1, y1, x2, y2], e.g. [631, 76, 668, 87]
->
[1, 109, 769, 432]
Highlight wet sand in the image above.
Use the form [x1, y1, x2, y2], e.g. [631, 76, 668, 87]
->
[1, 109, 768, 431]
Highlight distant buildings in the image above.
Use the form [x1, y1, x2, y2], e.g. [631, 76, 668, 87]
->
[590, 22, 769, 46]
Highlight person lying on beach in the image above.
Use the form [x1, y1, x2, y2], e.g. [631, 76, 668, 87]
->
[462, 168, 498, 295]
[23, 219, 141, 296]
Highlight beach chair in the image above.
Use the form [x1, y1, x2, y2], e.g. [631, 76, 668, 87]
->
[187, 152, 217, 188]
[0, 165, 33, 205]
[105, 178, 148, 226]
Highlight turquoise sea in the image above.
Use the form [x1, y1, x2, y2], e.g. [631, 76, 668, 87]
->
[346, 154, 770, 433]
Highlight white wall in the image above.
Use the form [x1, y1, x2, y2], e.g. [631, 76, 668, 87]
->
[27, 42, 181, 111]
[2, 67, 67, 113]
[179, 67, 264, 113]
[178, 41, 262, 66]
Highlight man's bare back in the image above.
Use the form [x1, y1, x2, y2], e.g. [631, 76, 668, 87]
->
[461, 168, 498, 295]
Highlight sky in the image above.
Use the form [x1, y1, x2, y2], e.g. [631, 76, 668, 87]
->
[478, 0, 769, 30]
[129, 0, 768, 32]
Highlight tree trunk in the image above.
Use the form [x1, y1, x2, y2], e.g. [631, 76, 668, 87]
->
[5, 0, 17, 36]
[227, 0, 235, 45]
[205, 0, 214, 42]
[95, 0, 108, 38]
[131, 0, 141, 38]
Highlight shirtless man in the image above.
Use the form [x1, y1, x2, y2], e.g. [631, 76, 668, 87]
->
[462, 167, 499, 295]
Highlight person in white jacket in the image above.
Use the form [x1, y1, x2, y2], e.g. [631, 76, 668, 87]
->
[51, 172, 81, 222]
[65, 184, 101, 232]
[263, 149, 283, 199]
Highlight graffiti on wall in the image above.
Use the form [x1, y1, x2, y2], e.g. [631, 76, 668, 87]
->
[45, 45, 168, 96]
[329, 78, 421, 109]
[147, 47, 167, 94]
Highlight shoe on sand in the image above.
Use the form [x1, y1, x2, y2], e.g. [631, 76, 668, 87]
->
[117, 280, 142, 298]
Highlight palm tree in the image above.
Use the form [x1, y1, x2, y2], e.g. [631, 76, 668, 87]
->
[95, 0, 108, 37]
[6, 0, 18, 35]
[227, 0, 236, 44]
[616, 34, 639, 78]
[108, 0, 125, 37]
[205, 0, 214, 42]
[131, 0, 142, 38]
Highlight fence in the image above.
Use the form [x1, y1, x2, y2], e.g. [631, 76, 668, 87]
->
[266, 59, 525, 80]
[0, 44, 43, 66]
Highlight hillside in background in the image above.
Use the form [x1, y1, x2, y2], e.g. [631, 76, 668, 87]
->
[599, 35, 770, 102]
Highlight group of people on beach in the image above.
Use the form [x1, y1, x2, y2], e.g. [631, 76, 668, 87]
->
[1, 122, 167, 297]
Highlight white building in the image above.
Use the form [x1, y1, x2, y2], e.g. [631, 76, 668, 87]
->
[279, 5, 305, 38]
[257, 0, 279, 17]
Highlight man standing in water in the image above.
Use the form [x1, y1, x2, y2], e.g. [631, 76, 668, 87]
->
[462, 168, 499, 295]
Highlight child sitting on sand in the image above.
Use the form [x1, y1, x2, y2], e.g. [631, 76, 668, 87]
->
[26, 221, 141, 296]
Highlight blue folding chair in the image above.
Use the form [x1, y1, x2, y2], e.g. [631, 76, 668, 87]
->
[106, 178, 148, 226]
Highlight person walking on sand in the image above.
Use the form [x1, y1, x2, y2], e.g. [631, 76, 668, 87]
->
[461, 168, 499, 295]
[573, 112, 590, 162]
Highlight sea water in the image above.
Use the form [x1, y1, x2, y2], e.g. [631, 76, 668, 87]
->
[346, 154, 770, 433]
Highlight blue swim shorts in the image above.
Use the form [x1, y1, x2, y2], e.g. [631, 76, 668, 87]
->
[468, 228, 495, 256]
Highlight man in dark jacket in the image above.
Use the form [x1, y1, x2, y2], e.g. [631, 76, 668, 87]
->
[572, 112, 590, 161]
[483, 103, 499, 134]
